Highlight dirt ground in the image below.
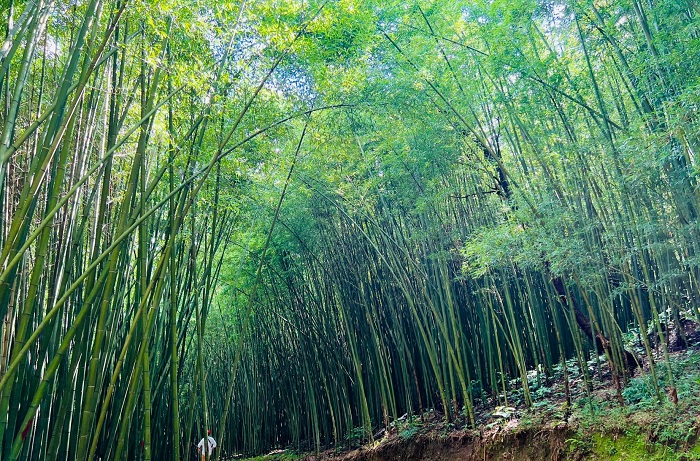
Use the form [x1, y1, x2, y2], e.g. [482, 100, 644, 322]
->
[302, 424, 575, 461]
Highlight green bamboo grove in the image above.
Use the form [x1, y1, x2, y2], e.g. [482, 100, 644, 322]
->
[0, 0, 699, 459]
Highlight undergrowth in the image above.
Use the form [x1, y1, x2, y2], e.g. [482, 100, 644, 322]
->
[566, 349, 700, 459]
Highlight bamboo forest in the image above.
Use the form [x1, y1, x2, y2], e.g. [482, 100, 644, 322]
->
[2, 0, 700, 460]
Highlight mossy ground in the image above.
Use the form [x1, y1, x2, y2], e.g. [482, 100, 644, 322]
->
[563, 348, 700, 460]
[582, 431, 700, 460]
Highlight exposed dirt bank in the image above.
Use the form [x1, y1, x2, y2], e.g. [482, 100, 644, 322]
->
[305, 424, 574, 461]
[300, 419, 700, 461]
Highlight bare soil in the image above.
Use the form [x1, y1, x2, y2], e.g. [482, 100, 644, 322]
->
[302, 424, 576, 461]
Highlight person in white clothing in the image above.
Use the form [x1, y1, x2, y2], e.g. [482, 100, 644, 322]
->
[197, 430, 217, 461]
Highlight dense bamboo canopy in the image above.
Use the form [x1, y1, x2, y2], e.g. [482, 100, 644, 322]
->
[1, 0, 699, 459]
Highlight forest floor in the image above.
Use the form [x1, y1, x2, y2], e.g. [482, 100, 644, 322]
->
[237, 321, 700, 461]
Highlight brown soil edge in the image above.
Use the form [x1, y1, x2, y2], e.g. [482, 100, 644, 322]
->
[302, 423, 576, 461]
[300, 417, 700, 461]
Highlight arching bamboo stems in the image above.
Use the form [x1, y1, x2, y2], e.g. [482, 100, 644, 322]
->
[215, 121, 308, 459]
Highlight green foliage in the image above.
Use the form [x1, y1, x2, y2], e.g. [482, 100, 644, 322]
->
[398, 425, 421, 441]
[396, 415, 423, 441]
[241, 451, 302, 461]
[343, 426, 371, 449]
[624, 350, 700, 409]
